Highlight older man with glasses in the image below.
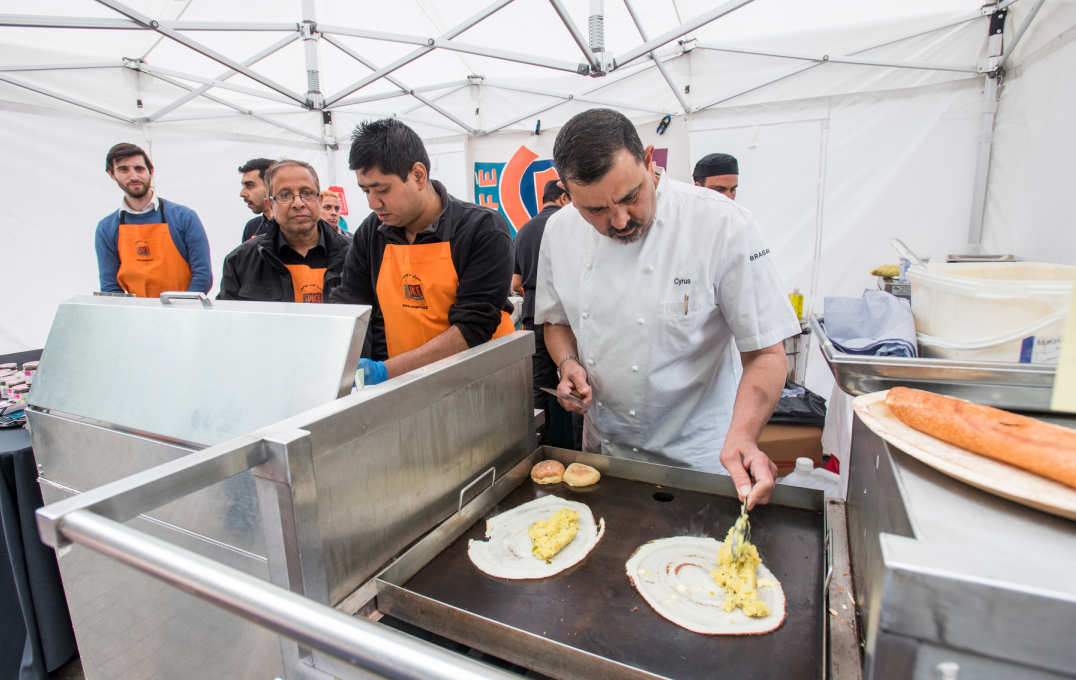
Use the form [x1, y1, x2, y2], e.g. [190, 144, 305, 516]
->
[218, 160, 351, 303]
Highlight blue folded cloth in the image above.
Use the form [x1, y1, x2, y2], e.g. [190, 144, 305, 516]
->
[823, 290, 917, 357]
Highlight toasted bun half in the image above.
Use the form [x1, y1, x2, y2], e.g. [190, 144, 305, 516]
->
[530, 459, 565, 485]
[563, 462, 601, 487]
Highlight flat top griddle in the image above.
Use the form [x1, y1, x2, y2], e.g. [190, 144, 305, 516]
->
[396, 474, 823, 680]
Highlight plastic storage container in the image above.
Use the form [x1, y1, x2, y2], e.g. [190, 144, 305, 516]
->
[776, 457, 840, 498]
[907, 262, 1076, 364]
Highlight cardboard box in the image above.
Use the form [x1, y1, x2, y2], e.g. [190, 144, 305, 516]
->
[758, 424, 823, 475]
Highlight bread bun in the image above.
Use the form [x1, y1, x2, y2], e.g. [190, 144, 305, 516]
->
[563, 462, 601, 487]
[530, 459, 565, 485]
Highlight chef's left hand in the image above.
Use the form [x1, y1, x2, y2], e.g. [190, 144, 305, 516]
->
[720, 437, 777, 510]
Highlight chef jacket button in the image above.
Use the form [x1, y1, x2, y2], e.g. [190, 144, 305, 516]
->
[636, 317, 645, 325]
[646, 265, 655, 273]
[629, 409, 636, 416]
[587, 358, 595, 366]
[582, 312, 589, 319]
[631, 365, 639, 372]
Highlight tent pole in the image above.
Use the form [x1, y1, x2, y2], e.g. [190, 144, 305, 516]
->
[318, 26, 583, 73]
[331, 80, 469, 108]
[548, 0, 603, 73]
[140, 69, 325, 144]
[93, 0, 307, 104]
[693, 44, 977, 73]
[614, 0, 756, 69]
[134, 63, 297, 105]
[481, 80, 666, 115]
[301, 0, 323, 111]
[321, 35, 476, 134]
[0, 62, 123, 72]
[0, 73, 133, 122]
[623, 0, 692, 112]
[692, 10, 994, 113]
[966, 4, 1013, 250]
[146, 34, 299, 121]
[324, 0, 515, 107]
[396, 85, 470, 116]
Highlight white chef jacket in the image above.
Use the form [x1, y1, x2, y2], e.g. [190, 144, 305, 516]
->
[535, 177, 799, 472]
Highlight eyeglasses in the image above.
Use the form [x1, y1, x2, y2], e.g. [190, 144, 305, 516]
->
[270, 189, 319, 204]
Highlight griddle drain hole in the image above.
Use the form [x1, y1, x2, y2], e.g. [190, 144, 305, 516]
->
[652, 491, 674, 503]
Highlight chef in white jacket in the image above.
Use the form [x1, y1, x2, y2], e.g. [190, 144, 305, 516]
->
[535, 109, 799, 508]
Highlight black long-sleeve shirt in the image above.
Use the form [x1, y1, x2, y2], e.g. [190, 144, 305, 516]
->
[330, 181, 514, 360]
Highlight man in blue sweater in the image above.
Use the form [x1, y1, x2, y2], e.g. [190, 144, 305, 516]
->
[94, 143, 212, 297]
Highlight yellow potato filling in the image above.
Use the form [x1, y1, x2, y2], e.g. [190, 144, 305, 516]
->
[710, 524, 770, 618]
[529, 508, 579, 562]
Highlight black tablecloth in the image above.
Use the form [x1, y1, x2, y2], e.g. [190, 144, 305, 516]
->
[1, 428, 76, 680]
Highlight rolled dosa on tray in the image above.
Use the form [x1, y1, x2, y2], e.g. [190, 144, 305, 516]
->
[885, 387, 1076, 489]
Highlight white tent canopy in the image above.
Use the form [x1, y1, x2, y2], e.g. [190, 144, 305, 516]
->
[3, 0, 1075, 400]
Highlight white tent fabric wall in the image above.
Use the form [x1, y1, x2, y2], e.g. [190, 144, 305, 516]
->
[983, 0, 1076, 263]
[686, 77, 983, 400]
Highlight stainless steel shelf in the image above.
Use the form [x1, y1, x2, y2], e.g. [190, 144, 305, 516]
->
[809, 314, 1056, 412]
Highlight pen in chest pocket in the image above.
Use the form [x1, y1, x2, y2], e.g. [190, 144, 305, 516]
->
[684, 293, 689, 315]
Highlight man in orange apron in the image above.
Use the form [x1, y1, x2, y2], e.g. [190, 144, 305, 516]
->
[94, 143, 212, 297]
[331, 119, 515, 385]
[218, 161, 350, 303]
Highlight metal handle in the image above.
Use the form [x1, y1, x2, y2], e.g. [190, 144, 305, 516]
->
[890, 238, 925, 268]
[824, 528, 834, 592]
[160, 291, 212, 308]
[458, 466, 496, 513]
[53, 510, 516, 680]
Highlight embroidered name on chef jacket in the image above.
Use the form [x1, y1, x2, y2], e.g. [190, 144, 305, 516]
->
[673, 277, 692, 286]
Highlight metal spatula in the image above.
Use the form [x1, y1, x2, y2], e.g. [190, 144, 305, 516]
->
[729, 502, 751, 560]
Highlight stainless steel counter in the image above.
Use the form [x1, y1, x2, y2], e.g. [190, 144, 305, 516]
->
[847, 415, 1076, 679]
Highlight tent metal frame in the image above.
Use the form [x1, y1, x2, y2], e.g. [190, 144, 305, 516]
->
[0, 0, 1046, 240]
[0, 1, 1017, 135]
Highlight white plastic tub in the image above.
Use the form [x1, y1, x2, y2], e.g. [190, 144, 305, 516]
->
[907, 262, 1076, 364]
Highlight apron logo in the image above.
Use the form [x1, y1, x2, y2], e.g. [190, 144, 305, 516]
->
[402, 273, 428, 309]
[749, 248, 770, 262]
[135, 240, 152, 260]
[299, 284, 323, 304]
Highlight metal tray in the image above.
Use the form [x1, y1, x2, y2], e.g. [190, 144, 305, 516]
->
[810, 314, 1057, 411]
[375, 448, 826, 680]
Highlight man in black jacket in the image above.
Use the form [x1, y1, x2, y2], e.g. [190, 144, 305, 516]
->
[512, 179, 575, 447]
[238, 157, 275, 241]
[219, 160, 350, 303]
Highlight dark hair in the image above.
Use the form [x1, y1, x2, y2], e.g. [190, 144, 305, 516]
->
[542, 179, 567, 203]
[106, 143, 153, 173]
[348, 118, 430, 181]
[553, 109, 645, 185]
[264, 160, 320, 196]
[238, 158, 275, 180]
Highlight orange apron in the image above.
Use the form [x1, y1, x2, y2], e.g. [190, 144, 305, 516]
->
[376, 242, 514, 357]
[284, 264, 328, 303]
[116, 200, 192, 298]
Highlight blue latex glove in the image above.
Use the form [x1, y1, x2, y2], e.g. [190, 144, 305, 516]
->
[357, 358, 388, 386]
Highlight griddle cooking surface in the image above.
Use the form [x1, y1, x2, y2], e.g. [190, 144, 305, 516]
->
[400, 476, 823, 679]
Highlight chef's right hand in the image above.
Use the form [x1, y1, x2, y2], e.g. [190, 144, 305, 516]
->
[556, 359, 592, 413]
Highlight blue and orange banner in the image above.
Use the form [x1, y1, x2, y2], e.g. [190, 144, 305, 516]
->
[475, 145, 559, 237]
